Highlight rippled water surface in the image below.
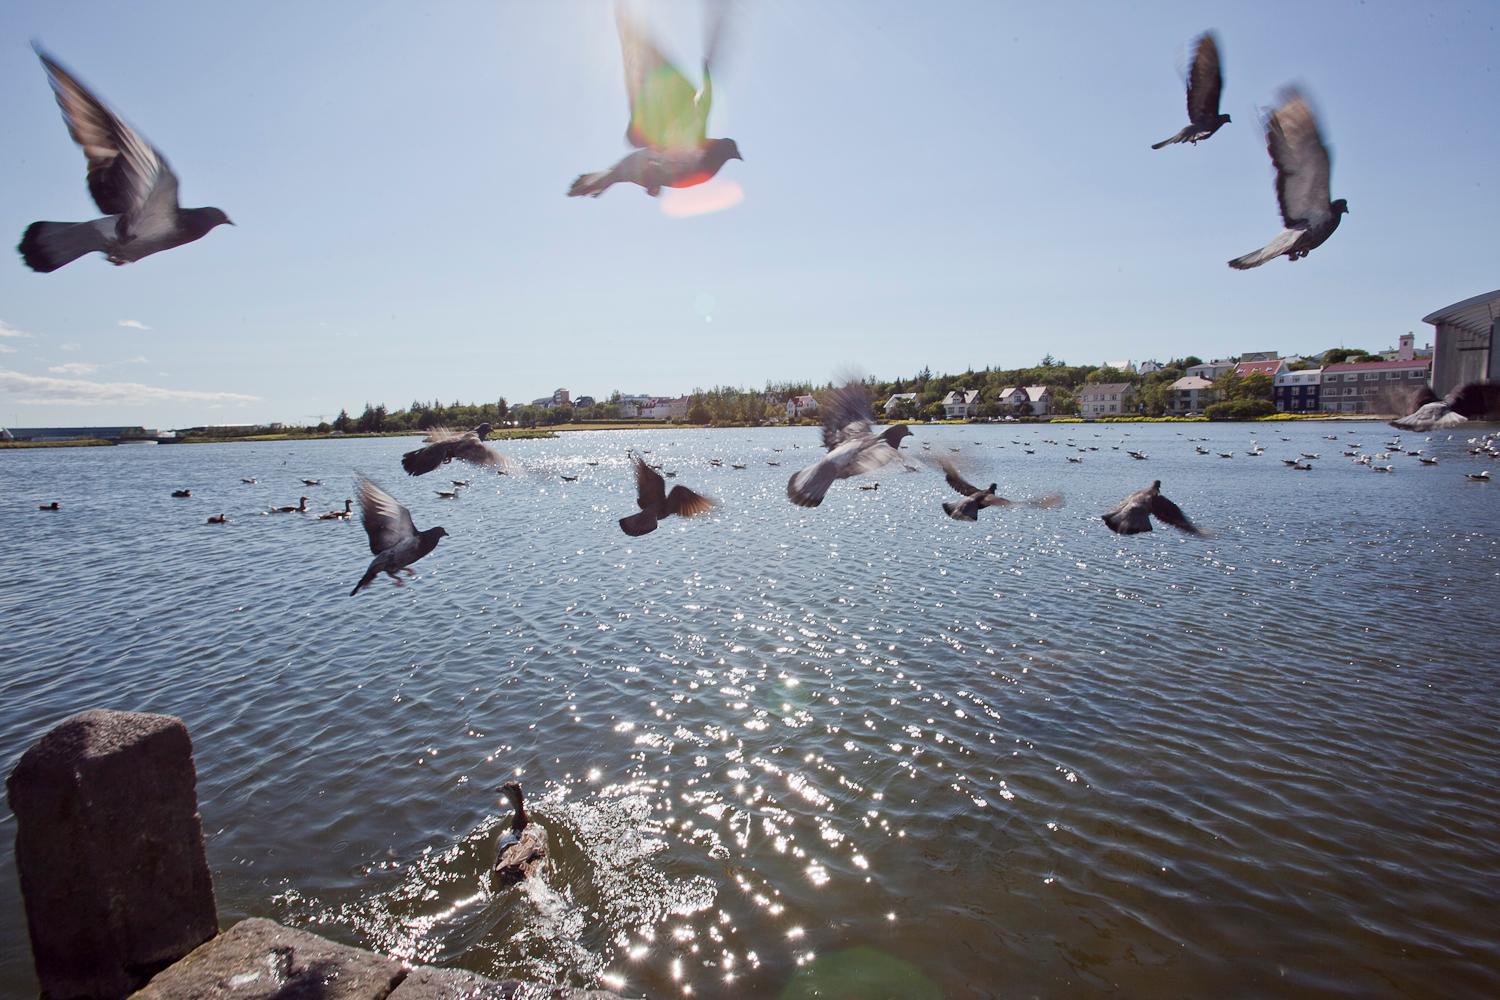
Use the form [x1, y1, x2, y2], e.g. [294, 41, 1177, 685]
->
[3, 422, 1499, 997]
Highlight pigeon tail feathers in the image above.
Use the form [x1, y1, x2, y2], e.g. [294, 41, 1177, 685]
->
[569, 170, 614, 198]
[1151, 128, 1189, 150]
[943, 499, 977, 521]
[619, 509, 659, 536]
[18, 220, 109, 272]
[1228, 229, 1300, 270]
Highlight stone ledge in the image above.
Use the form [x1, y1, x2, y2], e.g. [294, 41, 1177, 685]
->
[129, 919, 629, 1000]
[131, 918, 404, 999]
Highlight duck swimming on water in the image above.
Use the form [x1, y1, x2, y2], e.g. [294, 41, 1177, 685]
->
[493, 781, 548, 888]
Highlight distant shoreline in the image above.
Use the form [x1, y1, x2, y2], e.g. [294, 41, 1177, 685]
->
[0, 414, 1393, 450]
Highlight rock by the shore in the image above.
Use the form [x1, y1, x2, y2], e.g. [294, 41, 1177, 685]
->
[391, 965, 627, 1000]
[7, 709, 217, 999]
[132, 918, 404, 999]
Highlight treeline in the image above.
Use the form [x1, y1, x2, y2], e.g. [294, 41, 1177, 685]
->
[305, 346, 1382, 434]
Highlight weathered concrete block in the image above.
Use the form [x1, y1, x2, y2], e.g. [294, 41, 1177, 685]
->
[391, 966, 628, 1000]
[132, 918, 404, 999]
[6, 709, 218, 999]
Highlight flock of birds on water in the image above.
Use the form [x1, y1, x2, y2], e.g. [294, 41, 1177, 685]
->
[13, 7, 1500, 891]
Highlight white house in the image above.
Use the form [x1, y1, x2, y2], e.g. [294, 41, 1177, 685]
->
[1077, 382, 1134, 417]
[1021, 386, 1053, 416]
[639, 396, 689, 420]
[884, 392, 919, 417]
[1137, 359, 1163, 374]
[786, 394, 819, 419]
[942, 389, 981, 419]
[993, 386, 1029, 413]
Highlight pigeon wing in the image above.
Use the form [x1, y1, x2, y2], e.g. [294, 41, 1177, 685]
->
[35, 48, 180, 235]
[1445, 381, 1500, 420]
[618, 4, 707, 153]
[632, 454, 667, 511]
[357, 476, 420, 555]
[936, 458, 982, 497]
[665, 484, 715, 518]
[1186, 33, 1223, 122]
[1267, 89, 1333, 228]
[1150, 493, 1201, 534]
[451, 435, 506, 469]
[401, 440, 452, 476]
[422, 426, 467, 444]
[820, 381, 876, 450]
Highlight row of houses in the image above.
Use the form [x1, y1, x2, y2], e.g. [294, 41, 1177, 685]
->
[1273, 358, 1432, 414]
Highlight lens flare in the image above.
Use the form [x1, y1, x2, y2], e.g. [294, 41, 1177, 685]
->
[660, 179, 744, 218]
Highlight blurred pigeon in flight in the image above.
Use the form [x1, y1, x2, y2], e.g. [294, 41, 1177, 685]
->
[1102, 480, 1201, 535]
[935, 458, 1062, 521]
[1228, 88, 1347, 269]
[1391, 381, 1500, 431]
[569, 2, 742, 198]
[350, 476, 447, 596]
[619, 454, 714, 535]
[401, 423, 509, 476]
[787, 380, 912, 507]
[18, 46, 232, 273]
[1151, 32, 1230, 149]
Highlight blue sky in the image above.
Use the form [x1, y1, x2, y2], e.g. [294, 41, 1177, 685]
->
[0, 0, 1495, 428]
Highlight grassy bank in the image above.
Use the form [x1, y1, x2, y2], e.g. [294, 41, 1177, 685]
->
[0, 438, 116, 449]
[171, 428, 555, 444]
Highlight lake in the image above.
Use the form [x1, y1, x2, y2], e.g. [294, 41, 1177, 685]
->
[2, 421, 1498, 997]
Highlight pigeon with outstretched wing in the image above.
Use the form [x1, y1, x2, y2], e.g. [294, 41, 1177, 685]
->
[1102, 480, 1201, 535]
[1152, 33, 1230, 149]
[787, 381, 912, 507]
[1391, 381, 1500, 431]
[401, 423, 509, 476]
[569, 2, 742, 198]
[935, 458, 1062, 521]
[350, 476, 448, 596]
[1229, 88, 1347, 269]
[619, 455, 715, 535]
[19, 46, 232, 272]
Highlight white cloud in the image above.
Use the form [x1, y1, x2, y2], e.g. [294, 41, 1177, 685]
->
[47, 362, 101, 375]
[59, 342, 80, 352]
[118, 319, 150, 330]
[124, 355, 149, 364]
[0, 344, 14, 354]
[0, 368, 259, 406]
[0, 320, 35, 339]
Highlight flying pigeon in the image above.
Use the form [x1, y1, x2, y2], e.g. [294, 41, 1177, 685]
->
[1102, 480, 1201, 535]
[400, 423, 508, 476]
[350, 476, 447, 596]
[1390, 381, 1500, 431]
[569, 2, 742, 198]
[619, 454, 714, 536]
[1228, 88, 1347, 269]
[1151, 32, 1230, 149]
[936, 459, 1062, 521]
[787, 381, 912, 507]
[18, 47, 232, 273]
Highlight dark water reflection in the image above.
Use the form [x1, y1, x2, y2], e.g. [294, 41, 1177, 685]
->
[2, 422, 1498, 997]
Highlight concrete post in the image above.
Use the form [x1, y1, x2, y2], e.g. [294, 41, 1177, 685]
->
[6, 709, 218, 999]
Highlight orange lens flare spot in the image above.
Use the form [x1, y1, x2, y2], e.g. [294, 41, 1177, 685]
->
[660, 179, 744, 218]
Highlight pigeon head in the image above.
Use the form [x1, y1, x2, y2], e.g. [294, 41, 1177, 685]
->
[1150, 480, 1162, 490]
[474, 423, 493, 439]
[987, 483, 998, 494]
[706, 138, 743, 166]
[498, 781, 523, 804]
[1331, 199, 1349, 215]
[1218, 113, 1232, 126]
